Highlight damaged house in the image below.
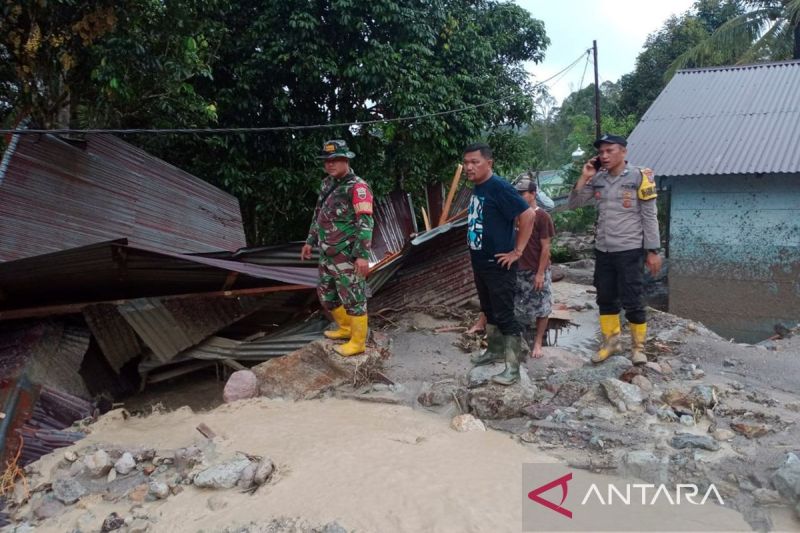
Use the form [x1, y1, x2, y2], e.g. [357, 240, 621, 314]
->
[0, 132, 485, 468]
[627, 60, 800, 342]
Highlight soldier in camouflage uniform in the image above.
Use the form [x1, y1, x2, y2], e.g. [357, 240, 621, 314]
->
[301, 140, 374, 357]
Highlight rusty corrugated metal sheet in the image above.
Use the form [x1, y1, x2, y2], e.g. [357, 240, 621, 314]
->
[185, 319, 328, 361]
[450, 186, 472, 216]
[83, 304, 143, 373]
[371, 190, 417, 261]
[117, 295, 270, 362]
[628, 60, 800, 176]
[0, 133, 246, 262]
[0, 240, 315, 311]
[370, 218, 476, 310]
[137, 319, 328, 375]
[0, 321, 90, 398]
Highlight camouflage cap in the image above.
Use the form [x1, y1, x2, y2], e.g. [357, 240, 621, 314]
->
[318, 139, 356, 160]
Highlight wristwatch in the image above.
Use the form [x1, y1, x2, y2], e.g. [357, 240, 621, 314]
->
[647, 249, 660, 255]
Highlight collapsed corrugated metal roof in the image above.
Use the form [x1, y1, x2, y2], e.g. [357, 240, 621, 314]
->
[627, 60, 800, 176]
[0, 133, 247, 261]
[116, 295, 270, 363]
[371, 190, 417, 261]
[370, 216, 476, 310]
[0, 240, 316, 316]
[137, 318, 329, 374]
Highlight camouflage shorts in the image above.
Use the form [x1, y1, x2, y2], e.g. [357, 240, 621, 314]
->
[514, 268, 553, 327]
[317, 246, 368, 316]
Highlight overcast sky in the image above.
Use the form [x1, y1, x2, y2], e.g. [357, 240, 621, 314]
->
[516, 0, 696, 103]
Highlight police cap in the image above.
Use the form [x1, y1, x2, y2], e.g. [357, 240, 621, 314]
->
[593, 133, 627, 148]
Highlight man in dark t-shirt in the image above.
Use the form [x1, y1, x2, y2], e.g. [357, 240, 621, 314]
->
[464, 143, 536, 386]
[513, 175, 556, 359]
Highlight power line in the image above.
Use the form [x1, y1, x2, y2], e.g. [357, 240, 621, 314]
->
[0, 49, 592, 136]
[578, 49, 591, 92]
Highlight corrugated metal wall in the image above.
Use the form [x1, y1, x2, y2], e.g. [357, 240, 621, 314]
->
[0, 134, 246, 261]
[667, 173, 800, 342]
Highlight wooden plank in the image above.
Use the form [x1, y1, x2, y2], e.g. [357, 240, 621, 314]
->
[222, 271, 239, 290]
[196, 423, 217, 439]
[438, 164, 463, 226]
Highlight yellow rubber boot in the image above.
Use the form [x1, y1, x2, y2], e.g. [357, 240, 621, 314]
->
[335, 314, 367, 357]
[324, 306, 351, 340]
[630, 322, 648, 365]
[592, 314, 621, 363]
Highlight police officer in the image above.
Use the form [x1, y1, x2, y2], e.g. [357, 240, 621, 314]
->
[301, 140, 374, 357]
[567, 134, 662, 365]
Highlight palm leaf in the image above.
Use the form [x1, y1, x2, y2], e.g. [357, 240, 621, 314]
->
[665, 8, 778, 80]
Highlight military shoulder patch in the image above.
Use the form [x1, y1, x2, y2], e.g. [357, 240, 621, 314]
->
[638, 168, 657, 201]
[352, 182, 373, 215]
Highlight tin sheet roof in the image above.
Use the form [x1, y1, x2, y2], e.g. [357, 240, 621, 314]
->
[627, 60, 800, 177]
[0, 133, 246, 262]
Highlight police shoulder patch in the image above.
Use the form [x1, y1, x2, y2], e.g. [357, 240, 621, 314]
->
[638, 168, 657, 201]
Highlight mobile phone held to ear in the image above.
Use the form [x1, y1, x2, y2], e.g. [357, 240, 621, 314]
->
[592, 157, 602, 170]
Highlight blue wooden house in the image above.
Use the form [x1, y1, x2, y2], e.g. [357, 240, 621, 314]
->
[627, 60, 800, 342]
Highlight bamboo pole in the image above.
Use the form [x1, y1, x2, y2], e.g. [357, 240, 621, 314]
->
[438, 164, 463, 226]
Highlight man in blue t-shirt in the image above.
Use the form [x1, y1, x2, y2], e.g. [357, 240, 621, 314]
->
[464, 142, 536, 386]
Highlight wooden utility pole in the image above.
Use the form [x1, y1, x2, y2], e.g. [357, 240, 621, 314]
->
[593, 40, 601, 139]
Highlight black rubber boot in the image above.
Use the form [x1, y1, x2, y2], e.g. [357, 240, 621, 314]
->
[491, 335, 522, 386]
[470, 324, 504, 366]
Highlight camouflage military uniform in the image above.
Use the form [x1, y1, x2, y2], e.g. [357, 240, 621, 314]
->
[306, 171, 374, 316]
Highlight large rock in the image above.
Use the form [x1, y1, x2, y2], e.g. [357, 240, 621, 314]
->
[622, 451, 670, 484]
[467, 371, 538, 420]
[33, 496, 65, 520]
[83, 449, 112, 478]
[148, 480, 170, 499]
[52, 478, 87, 504]
[223, 370, 258, 403]
[600, 378, 646, 412]
[114, 452, 136, 475]
[193, 457, 252, 489]
[252, 341, 381, 400]
[417, 380, 462, 408]
[546, 356, 633, 391]
[253, 459, 275, 486]
[450, 414, 486, 432]
[670, 433, 720, 451]
[772, 453, 800, 504]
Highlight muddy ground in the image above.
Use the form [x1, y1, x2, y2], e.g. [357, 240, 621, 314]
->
[11, 271, 800, 532]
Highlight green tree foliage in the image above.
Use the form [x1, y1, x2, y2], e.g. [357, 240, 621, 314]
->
[0, 0, 220, 129]
[619, 0, 745, 118]
[670, 0, 800, 72]
[150, 0, 549, 244]
[2, 0, 548, 246]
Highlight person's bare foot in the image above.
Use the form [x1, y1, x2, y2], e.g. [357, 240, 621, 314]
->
[531, 344, 544, 359]
[466, 324, 484, 334]
[466, 313, 487, 335]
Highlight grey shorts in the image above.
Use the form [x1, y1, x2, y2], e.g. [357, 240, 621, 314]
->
[514, 268, 553, 326]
